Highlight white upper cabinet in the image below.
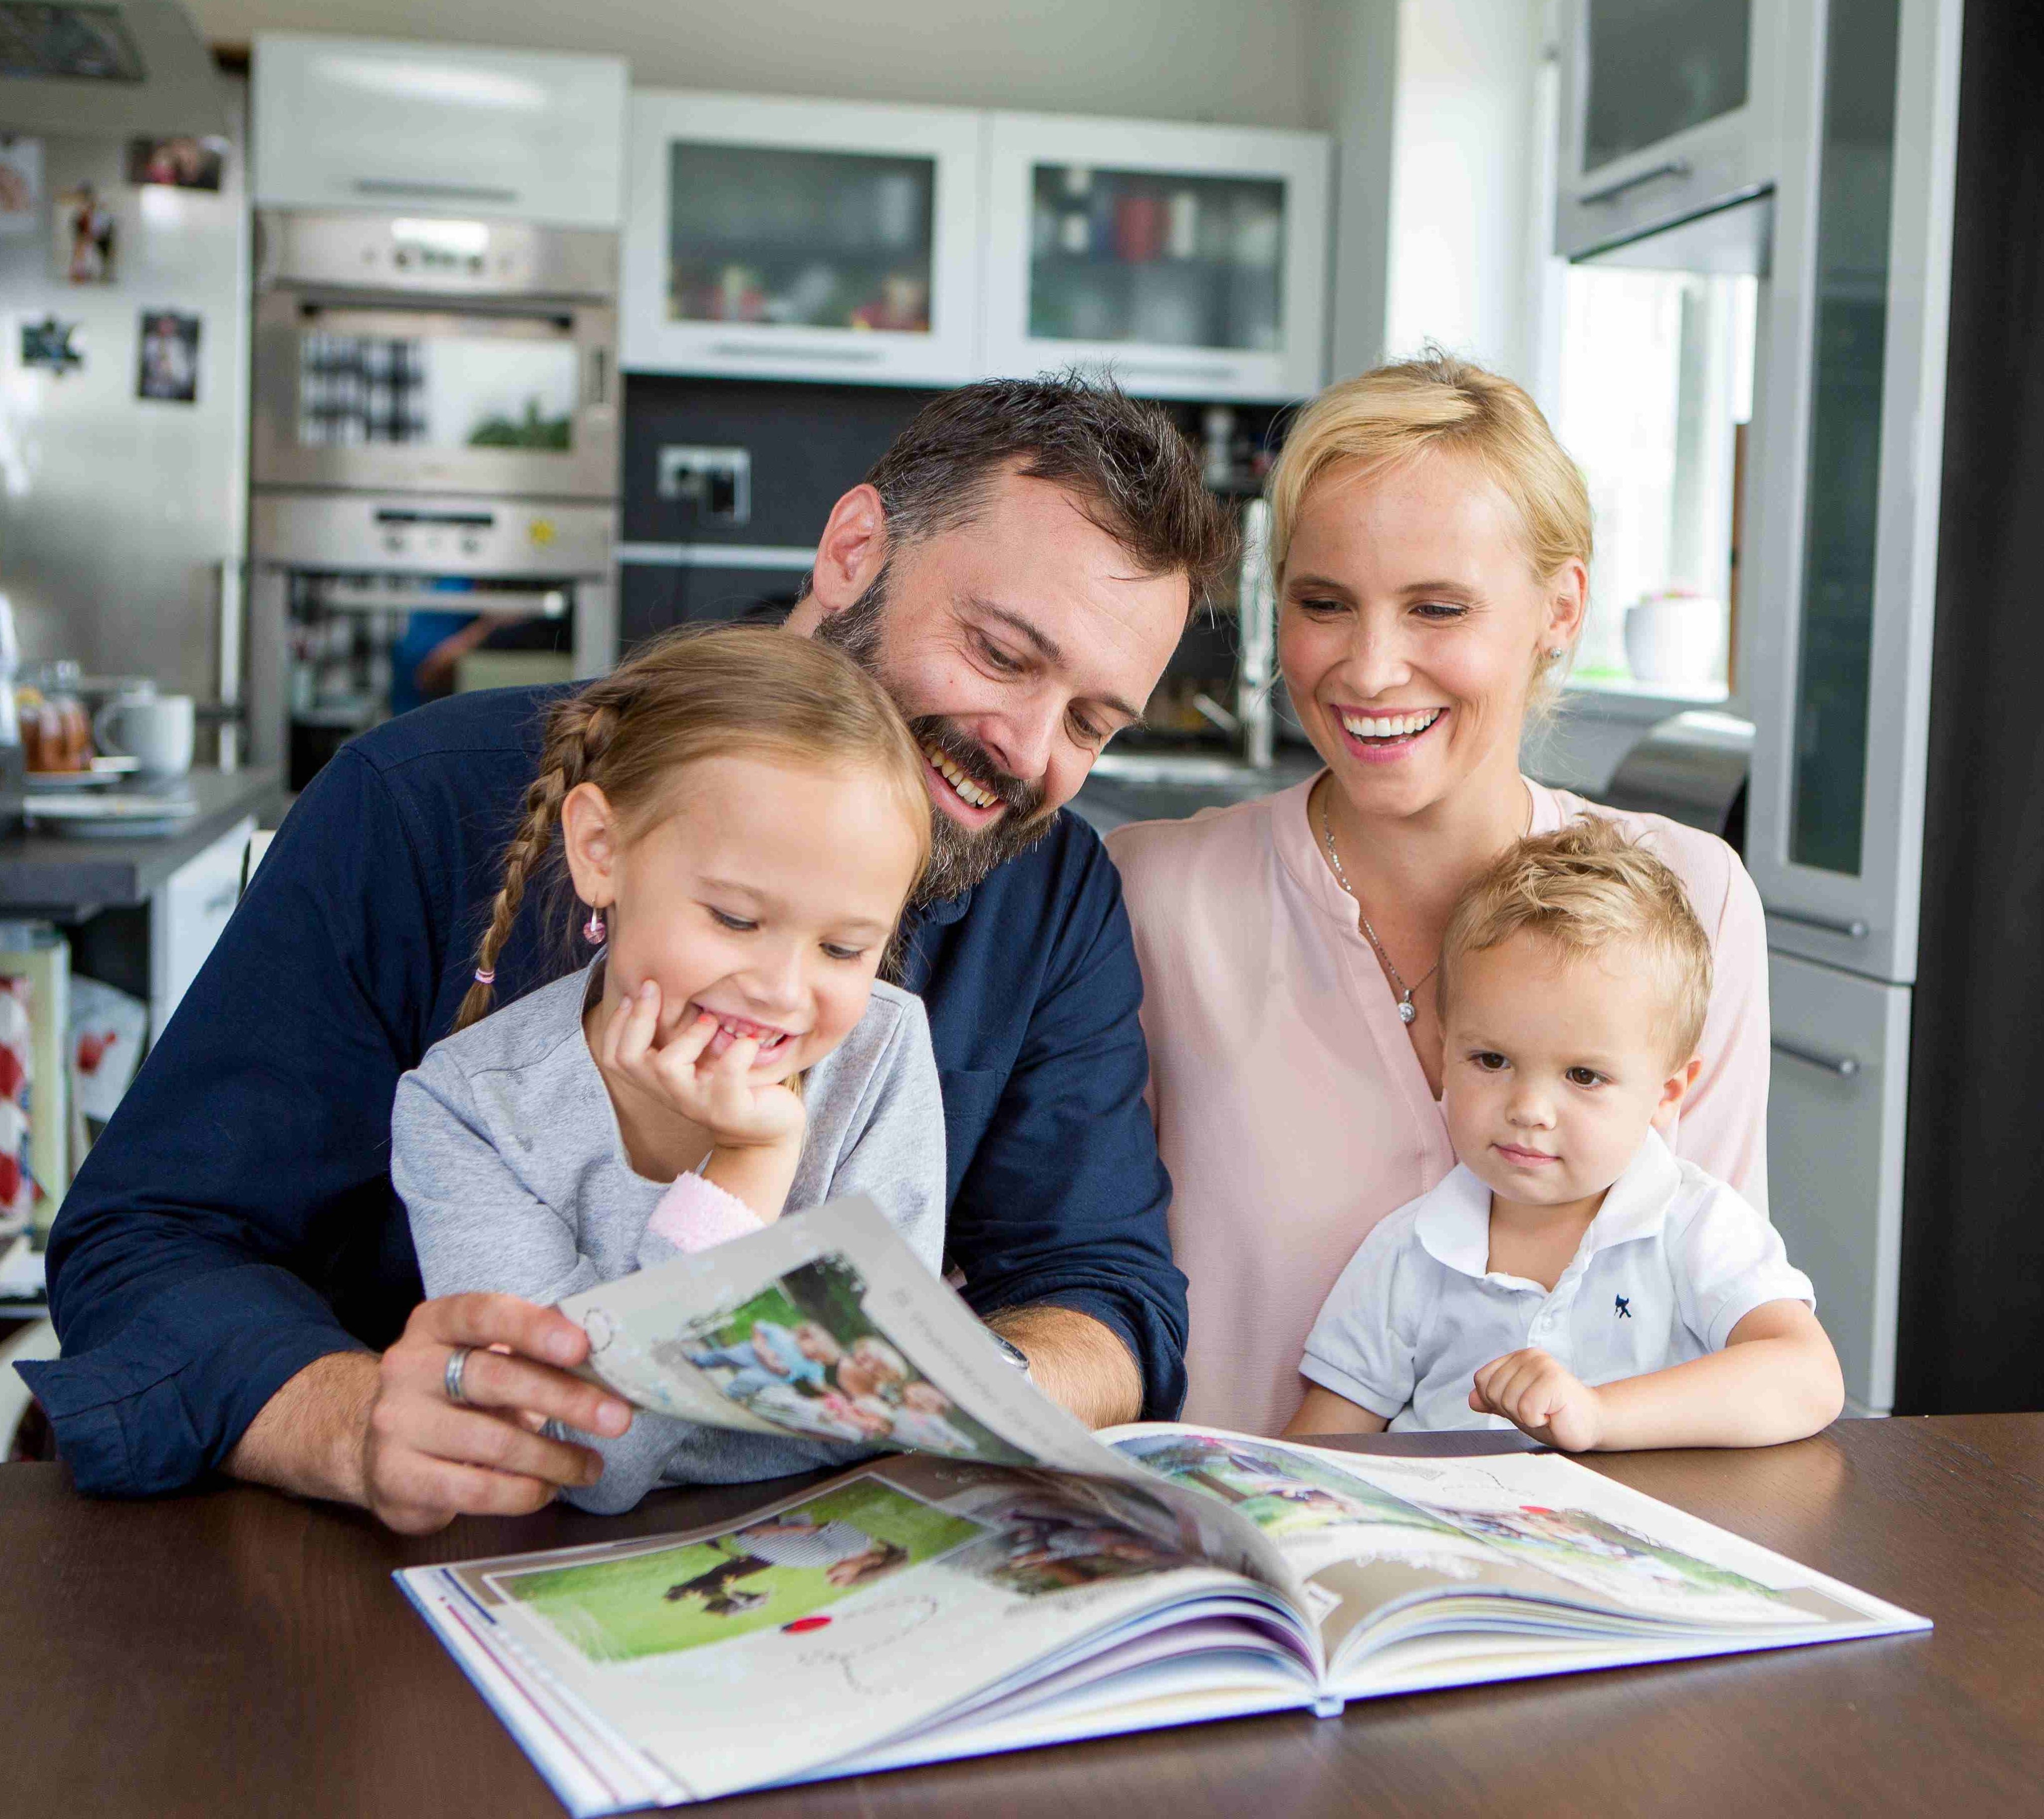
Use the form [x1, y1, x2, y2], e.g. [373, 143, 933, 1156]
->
[252, 36, 627, 228]
[982, 114, 1329, 402]
[622, 92, 983, 386]
[1553, 0, 1795, 258]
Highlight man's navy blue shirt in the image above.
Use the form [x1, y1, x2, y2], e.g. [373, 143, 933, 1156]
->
[23, 686, 1188, 1494]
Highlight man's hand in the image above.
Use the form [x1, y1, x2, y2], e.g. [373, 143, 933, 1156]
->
[1469, 1347, 1605, 1452]
[227, 1293, 635, 1534]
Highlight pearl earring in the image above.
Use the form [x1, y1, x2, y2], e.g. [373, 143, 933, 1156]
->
[1545, 646, 1565, 661]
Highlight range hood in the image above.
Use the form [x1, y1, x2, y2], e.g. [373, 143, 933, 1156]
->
[0, 0, 229, 138]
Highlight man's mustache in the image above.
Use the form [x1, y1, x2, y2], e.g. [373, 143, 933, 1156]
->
[908, 716, 1046, 823]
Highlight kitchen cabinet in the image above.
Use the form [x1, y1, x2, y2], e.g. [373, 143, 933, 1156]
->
[622, 92, 983, 386]
[1765, 948, 1911, 1416]
[151, 818, 256, 1037]
[252, 36, 627, 228]
[1740, 0, 1956, 985]
[1552, 0, 1799, 258]
[982, 112, 1329, 401]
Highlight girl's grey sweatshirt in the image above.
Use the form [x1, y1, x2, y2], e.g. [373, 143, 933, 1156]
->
[391, 960, 946, 1512]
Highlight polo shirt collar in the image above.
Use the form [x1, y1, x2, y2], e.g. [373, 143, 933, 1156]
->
[1414, 1164, 1496, 1277]
[1415, 1127, 1682, 1279]
[1586, 1125, 1682, 1247]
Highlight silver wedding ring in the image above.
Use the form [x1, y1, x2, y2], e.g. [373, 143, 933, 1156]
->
[444, 1344, 475, 1406]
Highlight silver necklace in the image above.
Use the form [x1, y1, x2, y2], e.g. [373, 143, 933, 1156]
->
[1317, 788, 1438, 1025]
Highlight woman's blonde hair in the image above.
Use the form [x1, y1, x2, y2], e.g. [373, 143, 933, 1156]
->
[457, 624, 932, 1031]
[1268, 350, 1593, 702]
[1436, 817, 1713, 1066]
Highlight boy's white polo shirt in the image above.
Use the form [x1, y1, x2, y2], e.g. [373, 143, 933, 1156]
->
[1300, 1129, 1815, 1434]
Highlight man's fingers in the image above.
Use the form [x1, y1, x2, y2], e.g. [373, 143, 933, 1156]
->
[402, 1398, 606, 1485]
[409, 1336, 632, 1437]
[409, 1290, 591, 1369]
[373, 1451, 562, 1526]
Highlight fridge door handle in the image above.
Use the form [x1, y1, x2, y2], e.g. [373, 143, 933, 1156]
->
[1771, 1038, 1862, 1079]
[1763, 904, 1871, 940]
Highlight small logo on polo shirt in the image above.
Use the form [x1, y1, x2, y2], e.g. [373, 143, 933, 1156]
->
[1614, 1295, 1633, 1319]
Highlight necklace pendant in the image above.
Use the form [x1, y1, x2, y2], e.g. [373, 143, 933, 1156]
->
[1398, 998, 1417, 1025]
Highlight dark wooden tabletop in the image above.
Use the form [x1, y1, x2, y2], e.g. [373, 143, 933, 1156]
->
[5, 1415, 2039, 1818]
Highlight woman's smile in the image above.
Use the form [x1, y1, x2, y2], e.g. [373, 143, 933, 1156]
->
[1329, 703, 1449, 764]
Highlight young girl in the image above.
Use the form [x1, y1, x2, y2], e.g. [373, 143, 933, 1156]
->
[392, 626, 942, 1513]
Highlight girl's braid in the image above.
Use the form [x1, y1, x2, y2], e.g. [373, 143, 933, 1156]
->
[455, 692, 624, 1031]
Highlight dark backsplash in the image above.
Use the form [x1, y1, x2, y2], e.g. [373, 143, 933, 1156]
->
[618, 375, 1291, 686]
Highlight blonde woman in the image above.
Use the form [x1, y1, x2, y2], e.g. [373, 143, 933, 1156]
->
[1105, 353, 1770, 1437]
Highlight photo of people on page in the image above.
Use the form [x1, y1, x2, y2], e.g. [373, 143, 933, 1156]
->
[493, 1478, 985, 1664]
[659, 1254, 1032, 1463]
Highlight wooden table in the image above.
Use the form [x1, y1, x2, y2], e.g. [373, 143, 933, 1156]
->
[5, 1416, 2040, 1817]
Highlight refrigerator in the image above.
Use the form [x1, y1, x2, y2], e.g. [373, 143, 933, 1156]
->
[0, 92, 249, 717]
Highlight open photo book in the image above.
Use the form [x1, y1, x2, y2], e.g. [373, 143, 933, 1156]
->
[396, 1195, 1929, 1817]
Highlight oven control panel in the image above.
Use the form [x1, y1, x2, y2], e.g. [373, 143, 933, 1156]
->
[252, 493, 616, 579]
[256, 209, 618, 301]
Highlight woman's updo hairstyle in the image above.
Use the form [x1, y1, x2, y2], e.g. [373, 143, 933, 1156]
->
[1267, 350, 1594, 697]
[457, 624, 932, 1030]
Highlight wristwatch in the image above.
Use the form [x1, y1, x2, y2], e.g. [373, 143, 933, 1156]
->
[989, 1331, 1032, 1379]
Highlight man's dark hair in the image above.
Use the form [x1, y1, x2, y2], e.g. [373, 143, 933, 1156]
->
[862, 373, 1238, 610]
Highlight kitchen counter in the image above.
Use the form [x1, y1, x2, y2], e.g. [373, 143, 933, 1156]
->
[0, 769, 284, 916]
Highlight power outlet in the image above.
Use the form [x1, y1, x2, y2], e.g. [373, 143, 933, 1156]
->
[657, 445, 752, 525]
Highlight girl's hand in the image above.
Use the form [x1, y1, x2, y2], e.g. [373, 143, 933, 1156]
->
[1469, 1348, 1606, 1452]
[601, 980, 805, 1152]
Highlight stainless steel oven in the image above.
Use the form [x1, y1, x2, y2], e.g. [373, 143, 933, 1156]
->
[249, 208, 621, 786]
[251, 210, 618, 501]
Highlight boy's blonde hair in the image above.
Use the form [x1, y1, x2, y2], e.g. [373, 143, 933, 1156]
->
[1436, 818, 1713, 1065]
[1267, 350, 1594, 710]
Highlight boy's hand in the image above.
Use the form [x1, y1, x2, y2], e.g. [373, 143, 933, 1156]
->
[602, 980, 804, 1152]
[1469, 1348, 1606, 1452]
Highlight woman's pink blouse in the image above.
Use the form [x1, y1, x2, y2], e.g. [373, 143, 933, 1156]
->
[1104, 774, 1772, 1438]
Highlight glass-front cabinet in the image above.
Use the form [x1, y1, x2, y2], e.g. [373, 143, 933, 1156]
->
[622, 92, 982, 384]
[1554, 0, 1795, 259]
[1741, 0, 1960, 984]
[982, 114, 1329, 401]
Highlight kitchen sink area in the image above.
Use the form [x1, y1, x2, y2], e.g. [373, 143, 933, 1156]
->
[1070, 744, 1321, 833]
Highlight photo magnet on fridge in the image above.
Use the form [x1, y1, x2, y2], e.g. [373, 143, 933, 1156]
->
[21, 316, 83, 376]
[136, 310, 200, 404]
[126, 136, 228, 192]
[53, 185, 115, 283]
[0, 137, 42, 238]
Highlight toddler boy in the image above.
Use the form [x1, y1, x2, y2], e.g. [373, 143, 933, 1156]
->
[1284, 820, 1843, 1452]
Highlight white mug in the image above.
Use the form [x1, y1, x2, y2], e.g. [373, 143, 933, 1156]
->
[94, 692, 194, 777]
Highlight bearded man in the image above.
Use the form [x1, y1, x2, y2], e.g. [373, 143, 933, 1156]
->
[26, 377, 1235, 1531]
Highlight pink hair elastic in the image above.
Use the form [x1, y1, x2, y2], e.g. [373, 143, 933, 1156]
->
[472, 968, 497, 985]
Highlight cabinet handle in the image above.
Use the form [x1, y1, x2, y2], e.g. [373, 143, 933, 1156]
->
[1771, 1039, 1862, 1079]
[1763, 904, 1870, 940]
[708, 342, 885, 364]
[1110, 359, 1241, 382]
[1577, 159, 1693, 206]
[587, 347, 609, 407]
[352, 178, 519, 204]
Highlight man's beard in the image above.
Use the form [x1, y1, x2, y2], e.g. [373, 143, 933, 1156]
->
[814, 567, 1053, 905]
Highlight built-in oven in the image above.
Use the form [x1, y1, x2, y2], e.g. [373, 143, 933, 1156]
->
[252, 210, 618, 500]
[249, 208, 621, 788]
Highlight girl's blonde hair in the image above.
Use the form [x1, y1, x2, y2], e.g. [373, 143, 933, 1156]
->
[457, 625, 932, 1031]
[1267, 350, 1594, 706]
[1436, 817, 1713, 1066]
